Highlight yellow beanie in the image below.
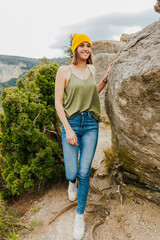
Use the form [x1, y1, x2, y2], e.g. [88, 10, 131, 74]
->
[71, 33, 92, 53]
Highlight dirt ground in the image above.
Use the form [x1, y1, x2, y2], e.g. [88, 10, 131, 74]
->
[18, 122, 160, 240]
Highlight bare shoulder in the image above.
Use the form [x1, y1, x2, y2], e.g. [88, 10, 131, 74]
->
[56, 65, 71, 88]
[57, 65, 70, 75]
[87, 64, 96, 76]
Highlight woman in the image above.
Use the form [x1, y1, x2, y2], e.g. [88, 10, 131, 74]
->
[55, 33, 113, 240]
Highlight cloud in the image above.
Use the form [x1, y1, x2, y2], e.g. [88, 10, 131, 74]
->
[50, 8, 159, 51]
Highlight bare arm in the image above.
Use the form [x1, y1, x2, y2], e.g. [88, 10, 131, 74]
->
[97, 76, 108, 94]
[97, 62, 114, 94]
[55, 66, 78, 146]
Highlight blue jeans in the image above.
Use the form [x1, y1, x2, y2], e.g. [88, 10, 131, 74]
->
[62, 111, 99, 214]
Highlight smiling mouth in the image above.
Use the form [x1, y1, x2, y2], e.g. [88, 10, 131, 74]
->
[81, 52, 89, 55]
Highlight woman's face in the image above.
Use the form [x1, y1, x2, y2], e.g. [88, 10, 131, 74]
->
[77, 42, 91, 61]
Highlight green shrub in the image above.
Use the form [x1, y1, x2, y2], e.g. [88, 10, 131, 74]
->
[0, 61, 65, 196]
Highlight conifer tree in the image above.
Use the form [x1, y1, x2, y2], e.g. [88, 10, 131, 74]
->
[0, 60, 65, 196]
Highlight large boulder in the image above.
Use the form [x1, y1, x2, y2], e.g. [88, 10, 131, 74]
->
[92, 40, 125, 55]
[105, 19, 160, 203]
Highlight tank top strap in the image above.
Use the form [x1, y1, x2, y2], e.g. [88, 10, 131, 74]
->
[69, 65, 72, 73]
[87, 64, 94, 79]
[87, 64, 91, 72]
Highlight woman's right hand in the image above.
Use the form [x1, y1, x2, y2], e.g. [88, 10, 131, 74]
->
[66, 128, 78, 146]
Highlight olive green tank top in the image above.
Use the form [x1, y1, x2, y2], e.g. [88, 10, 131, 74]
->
[64, 66, 101, 122]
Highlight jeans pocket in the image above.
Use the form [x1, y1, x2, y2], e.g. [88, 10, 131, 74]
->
[88, 112, 96, 120]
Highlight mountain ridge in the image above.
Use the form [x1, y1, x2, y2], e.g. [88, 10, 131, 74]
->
[0, 54, 67, 85]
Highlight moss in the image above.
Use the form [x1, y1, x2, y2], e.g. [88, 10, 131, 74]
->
[125, 185, 146, 196]
[122, 184, 160, 205]
[118, 148, 160, 189]
[104, 145, 160, 205]
[104, 146, 119, 173]
[118, 149, 139, 176]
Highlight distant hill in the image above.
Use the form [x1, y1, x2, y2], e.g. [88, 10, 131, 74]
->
[0, 54, 66, 68]
[0, 54, 67, 107]
[0, 54, 67, 85]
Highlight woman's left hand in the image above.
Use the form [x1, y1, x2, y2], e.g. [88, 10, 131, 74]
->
[105, 61, 114, 77]
[98, 60, 114, 93]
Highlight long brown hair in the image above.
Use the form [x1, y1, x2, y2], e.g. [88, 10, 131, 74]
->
[72, 48, 93, 65]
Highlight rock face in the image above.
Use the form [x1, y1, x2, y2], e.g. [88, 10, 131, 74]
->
[105, 19, 160, 203]
[0, 62, 27, 83]
[92, 40, 125, 55]
[120, 33, 132, 42]
[92, 41, 125, 123]
[0, 55, 65, 85]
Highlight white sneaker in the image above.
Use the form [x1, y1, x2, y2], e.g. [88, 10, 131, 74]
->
[73, 216, 85, 240]
[68, 180, 77, 201]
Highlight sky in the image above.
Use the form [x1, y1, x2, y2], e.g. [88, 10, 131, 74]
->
[0, 0, 159, 59]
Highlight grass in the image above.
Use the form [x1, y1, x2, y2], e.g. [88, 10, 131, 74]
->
[5, 229, 20, 240]
[0, 200, 23, 240]
[29, 218, 43, 228]
[31, 204, 42, 214]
